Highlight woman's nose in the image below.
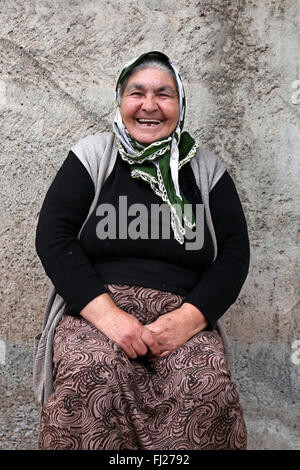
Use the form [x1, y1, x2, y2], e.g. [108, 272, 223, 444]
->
[141, 94, 158, 113]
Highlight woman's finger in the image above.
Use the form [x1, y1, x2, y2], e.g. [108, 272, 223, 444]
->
[141, 327, 161, 357]
[121, 342, 138, 360]
[160, 350, 172, 357]
[132, 338, 148, 357]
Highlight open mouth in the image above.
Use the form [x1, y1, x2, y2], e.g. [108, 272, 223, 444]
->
[136, 118, 163, 127]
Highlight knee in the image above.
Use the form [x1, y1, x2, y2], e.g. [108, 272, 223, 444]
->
[54, 338, 128, 389]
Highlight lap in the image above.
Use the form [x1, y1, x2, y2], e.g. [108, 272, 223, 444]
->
[41, 311, 246, 450]
[53, 314, 232, 394]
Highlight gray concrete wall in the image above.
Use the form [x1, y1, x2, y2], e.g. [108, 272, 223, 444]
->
[0, 0, 299, 450]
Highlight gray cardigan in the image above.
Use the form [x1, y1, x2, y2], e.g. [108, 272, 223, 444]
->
[33, 132, 234, 405]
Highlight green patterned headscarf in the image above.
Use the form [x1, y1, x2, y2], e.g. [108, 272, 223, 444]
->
[113, 51, 198, 244]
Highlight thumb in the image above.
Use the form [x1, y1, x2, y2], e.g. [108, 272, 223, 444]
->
[144, 323, 155, 332]
[141, 326, 160, 357]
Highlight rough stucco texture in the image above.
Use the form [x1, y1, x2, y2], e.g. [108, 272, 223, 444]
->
[0, 0, 299, 450]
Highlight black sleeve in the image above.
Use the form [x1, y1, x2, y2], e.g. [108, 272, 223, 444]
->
[35, 150, 107, 314]
[183, 170, 250, 327]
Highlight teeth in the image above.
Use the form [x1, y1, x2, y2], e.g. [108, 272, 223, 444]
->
[137, 119, 162, 124]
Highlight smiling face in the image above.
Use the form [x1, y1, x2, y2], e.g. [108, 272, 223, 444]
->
[120, 67, 180, 145]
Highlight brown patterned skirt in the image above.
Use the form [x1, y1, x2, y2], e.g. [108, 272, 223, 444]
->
[38, 284, 247, 450]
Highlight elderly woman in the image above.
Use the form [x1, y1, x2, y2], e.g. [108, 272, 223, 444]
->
[34, 51, 250, 450]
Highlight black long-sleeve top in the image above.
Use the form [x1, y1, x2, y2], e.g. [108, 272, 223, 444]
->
[35, 150, 250, 327]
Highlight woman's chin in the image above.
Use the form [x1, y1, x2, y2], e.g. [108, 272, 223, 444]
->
[131, 130, 171, 145]
[132, 131, 162, 145]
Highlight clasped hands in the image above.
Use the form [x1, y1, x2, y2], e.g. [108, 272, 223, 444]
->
[80, 293, 209, 360]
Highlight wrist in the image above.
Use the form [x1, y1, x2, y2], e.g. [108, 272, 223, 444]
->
[179, 302, 209, 333]
[80, 293, 118, 321]
[179, 302, 202, 315]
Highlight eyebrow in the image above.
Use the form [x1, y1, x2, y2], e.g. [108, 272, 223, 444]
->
[125, 83, 178, 95]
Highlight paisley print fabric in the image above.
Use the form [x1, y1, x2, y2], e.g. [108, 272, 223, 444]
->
[38, 284, 247, 450]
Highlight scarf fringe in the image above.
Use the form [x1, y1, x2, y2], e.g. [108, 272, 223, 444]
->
[131, 139, 197, 244]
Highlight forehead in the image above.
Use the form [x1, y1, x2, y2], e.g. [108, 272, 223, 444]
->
[124, 66, 177, 91]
